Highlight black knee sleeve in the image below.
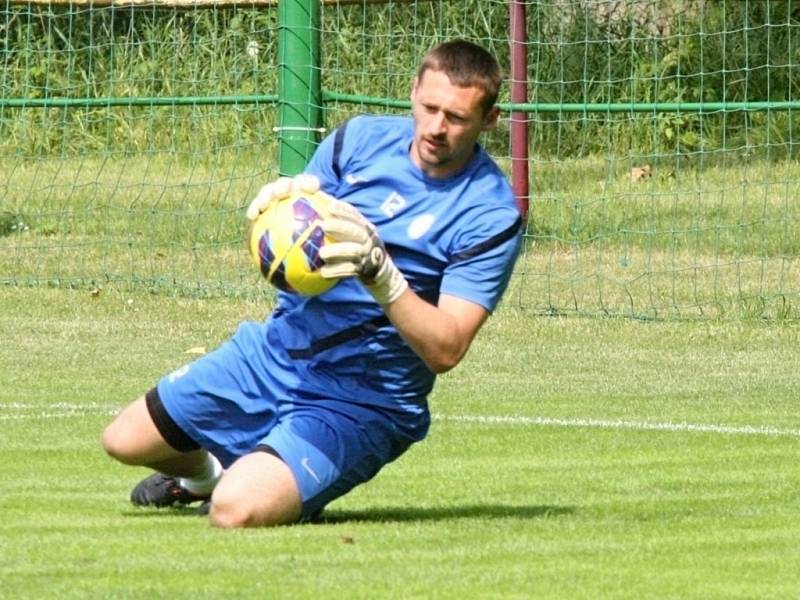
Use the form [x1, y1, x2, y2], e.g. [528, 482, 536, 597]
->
[145, 388, 201, 452]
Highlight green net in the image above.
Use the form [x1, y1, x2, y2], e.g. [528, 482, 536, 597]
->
[1, 0, 799, 319]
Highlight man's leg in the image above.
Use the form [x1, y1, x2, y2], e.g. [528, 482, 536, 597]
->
[208, 450, 302, 528]
[102, 394, 221, 504]
[215, 405, 422, 528]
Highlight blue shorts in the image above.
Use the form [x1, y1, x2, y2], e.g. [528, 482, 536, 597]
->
[155, 321, 428, 520]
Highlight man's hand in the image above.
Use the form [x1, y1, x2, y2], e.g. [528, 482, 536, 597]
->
[320, 201, 408, 305]
[245, 174, 320, 221]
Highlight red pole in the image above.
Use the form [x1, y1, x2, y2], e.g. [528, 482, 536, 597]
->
[509, 0, 529, 218]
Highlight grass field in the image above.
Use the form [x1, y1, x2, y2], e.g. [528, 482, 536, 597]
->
[3, 154, 800, 320]
[4, 3, 800, 596]
[1, 284, 798, 598]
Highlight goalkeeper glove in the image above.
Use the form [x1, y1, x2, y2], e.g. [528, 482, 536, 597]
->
[320, 201, 408, 305]
[245, 174, 321, 221]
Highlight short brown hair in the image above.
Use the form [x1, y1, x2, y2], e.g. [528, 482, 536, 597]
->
[417, 40, 504, 113]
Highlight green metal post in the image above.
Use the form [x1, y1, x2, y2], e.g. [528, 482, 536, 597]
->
[277, 0, 322, 176]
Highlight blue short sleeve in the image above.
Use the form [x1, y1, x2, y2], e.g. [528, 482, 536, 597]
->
[440, 211, 522, 312]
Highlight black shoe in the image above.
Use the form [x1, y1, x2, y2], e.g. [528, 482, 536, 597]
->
[130, 473, 210, 508]
[196, 500, 211, 516]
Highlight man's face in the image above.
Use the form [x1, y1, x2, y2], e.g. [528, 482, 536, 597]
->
[410, 69, 499, 179]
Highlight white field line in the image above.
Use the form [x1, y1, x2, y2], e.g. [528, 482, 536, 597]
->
[2, 403, 799, 438]
[0, 402, 118, 421]
[435, 414, 800, 439]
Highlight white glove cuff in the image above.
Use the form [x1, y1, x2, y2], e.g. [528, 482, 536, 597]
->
[365, 256, 408, 305]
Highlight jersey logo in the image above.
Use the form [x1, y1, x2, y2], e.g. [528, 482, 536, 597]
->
[381, 191, 406, 218]
[408, 213, 435, 239]
[168, 364, 190, 383]
[301, 457, 322, 484]
[345, 173, 367, 185]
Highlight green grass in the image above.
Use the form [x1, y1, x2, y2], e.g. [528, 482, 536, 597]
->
[2, 154, 799, 319]
[1, 285, 799, 598]
[3, 5, 800, 595]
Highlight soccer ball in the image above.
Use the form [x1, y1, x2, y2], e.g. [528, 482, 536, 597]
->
[248, 189, 338, 296]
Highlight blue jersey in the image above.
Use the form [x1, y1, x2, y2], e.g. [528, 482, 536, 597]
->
[263, 115, 522, 414]
[155, 115, 522, 509]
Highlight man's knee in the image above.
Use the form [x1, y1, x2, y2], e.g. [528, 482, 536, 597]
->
[101, 412, 139, 464]
[207, 453, 302, 528]
[101, 394, 174, 465]
[208, 483, 301, 528]
[207, 493, 264, 528]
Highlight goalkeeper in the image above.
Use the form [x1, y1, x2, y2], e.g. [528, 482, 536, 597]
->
[102, 39, 523, 527]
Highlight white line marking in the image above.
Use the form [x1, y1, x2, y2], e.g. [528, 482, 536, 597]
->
[435, 414, 800, 438]
[2, 402, 115, 410]
[2, 403, 798, 439]
[0, 402, 118, 420]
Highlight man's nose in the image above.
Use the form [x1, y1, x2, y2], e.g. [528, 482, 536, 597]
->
[428, 112, 446, 135]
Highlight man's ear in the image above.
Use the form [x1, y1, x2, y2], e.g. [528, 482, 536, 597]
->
[482, 106, 500, 131]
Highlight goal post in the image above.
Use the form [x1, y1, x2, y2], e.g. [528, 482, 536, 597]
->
[277, 0, 322, 176]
